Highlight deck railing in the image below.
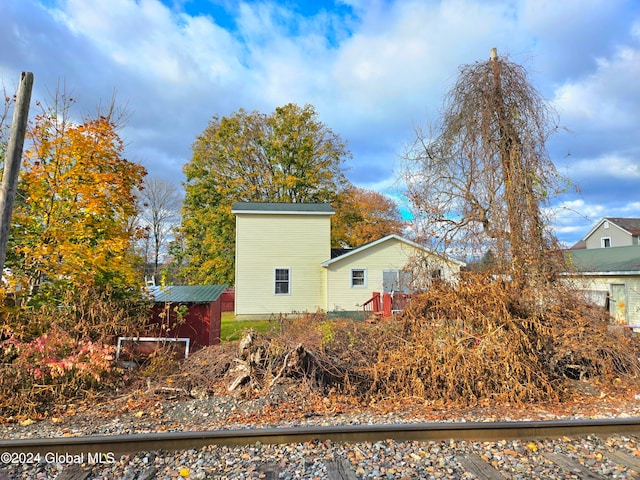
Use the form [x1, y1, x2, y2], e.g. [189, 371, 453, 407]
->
[362, 292, 412, 320]
[362, 292, 382, 321]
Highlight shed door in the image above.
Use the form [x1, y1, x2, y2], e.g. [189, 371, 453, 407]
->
[610, 284, 628, 324]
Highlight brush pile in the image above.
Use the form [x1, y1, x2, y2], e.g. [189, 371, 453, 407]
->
[174, 274, 640, 405]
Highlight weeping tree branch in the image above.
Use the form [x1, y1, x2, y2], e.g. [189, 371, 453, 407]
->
[402, 49, 566, 284]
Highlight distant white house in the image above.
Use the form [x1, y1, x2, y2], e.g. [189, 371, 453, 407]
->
[232, 202, 465, 320]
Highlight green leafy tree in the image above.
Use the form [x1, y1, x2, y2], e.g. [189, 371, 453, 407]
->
[179, 103, 351, 285]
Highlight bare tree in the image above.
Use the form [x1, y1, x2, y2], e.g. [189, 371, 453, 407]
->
[403, 49, 567, 286]
[136, 177, 182, 284]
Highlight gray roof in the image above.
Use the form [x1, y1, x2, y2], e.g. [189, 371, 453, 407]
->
[606, 218, 640, 235]
[148, 285, 227, 303]
[231, 202, 334, 214]
[565, 246, 640, 274]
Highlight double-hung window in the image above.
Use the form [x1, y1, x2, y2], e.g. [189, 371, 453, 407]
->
[274, 268, 290, 295]
[351, 268, 367, 288]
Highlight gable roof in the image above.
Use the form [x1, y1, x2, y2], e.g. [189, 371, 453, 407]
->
[147, 285, 227, 303]
[231, 202, 334, 215]
[321, 234, 466, 267]
[565, 245, 640, 275]
[581, 217, 640, 242]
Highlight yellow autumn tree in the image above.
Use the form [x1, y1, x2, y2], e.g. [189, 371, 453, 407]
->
[331, 186, 406, 248]
[7, 94, 146, 305]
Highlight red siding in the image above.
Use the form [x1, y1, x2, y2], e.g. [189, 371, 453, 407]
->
[221, 289, 235, 312]
[150, 300, 222, 350]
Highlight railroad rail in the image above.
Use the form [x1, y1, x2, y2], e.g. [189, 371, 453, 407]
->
[3, 419, 640, 479]
[3, 418, 640, 455]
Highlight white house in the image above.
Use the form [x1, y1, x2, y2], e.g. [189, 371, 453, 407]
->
[232, 202, 464, 320]
[565, 245, 640, 326]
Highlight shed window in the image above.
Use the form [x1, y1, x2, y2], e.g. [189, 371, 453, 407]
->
[351, 269, 367, 288]
[274, 268, 290, 295]
[601, 237, 611, 248]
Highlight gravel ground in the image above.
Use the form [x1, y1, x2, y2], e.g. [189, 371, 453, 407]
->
[3, 435, 640, 479]
[3, 382, 640, 479]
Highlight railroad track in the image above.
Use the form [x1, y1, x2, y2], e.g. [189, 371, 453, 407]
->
[2, 418, 640, 479]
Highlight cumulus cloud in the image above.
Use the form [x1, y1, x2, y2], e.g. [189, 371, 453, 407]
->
[1, 0, 639, 246]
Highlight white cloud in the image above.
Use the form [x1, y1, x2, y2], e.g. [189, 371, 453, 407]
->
[553, 46, 640, 130]
[2, 0, 640, 247]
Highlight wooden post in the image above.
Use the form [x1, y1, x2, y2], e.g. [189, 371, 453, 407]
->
[0, 72, 34, 274]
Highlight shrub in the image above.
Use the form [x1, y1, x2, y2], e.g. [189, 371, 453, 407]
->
[0, 327, 122, 417]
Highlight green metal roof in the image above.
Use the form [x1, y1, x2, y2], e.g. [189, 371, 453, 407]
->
[565, 246, 640, 274]
[231, 202, 334, 214]
[148, 285, 227, 303]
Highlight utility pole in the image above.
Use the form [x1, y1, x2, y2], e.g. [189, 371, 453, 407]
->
[0, 72, 33, 274]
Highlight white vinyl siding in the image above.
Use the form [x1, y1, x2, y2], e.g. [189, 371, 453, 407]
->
[235, 213, 331, 319]
[566, 275, 640, 326]
[325, 238, 461, 312]
[351, 269, 367, 288]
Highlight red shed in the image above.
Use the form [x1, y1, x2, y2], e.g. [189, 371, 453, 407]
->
[148, 285, 227, 350]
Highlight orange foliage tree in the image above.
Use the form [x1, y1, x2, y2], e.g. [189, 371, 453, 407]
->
[332, 186, 405, 248]
[6, 94, 146, 305]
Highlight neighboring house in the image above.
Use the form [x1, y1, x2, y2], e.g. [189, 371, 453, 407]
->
[232, 202, 464, 320]
[147, 284, 227, 349]
[571, 218, 640, 250]
[322, 234, 463, 312]
[565, 246, 640, 326]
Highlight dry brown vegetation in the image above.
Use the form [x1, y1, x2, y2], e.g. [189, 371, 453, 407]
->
[0, 286, 150, 418]
[3, 274, 639, 420]
[168, 274, 640, 407]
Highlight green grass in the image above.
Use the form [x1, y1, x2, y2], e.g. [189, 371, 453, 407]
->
[220, 311, 274, 341]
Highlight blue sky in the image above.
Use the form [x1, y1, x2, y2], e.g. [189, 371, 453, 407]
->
[1, 0, 639, 247]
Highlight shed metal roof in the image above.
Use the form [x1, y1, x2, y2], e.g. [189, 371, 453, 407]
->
[231, 202, 334, 214]
[565, 245, 640, 274]
[148, 285, 227, 303]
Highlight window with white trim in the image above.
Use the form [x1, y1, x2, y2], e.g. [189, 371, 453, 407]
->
[274, 268, 290, 295]
[351, 268, 367, 288]
[601, 237, 611, 248]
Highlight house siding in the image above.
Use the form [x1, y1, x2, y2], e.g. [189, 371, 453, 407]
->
[325, 239, 460, 312]
[566, 275, 640, 326]
[586, 223, 634, 249]
[235, 213, 331, 319]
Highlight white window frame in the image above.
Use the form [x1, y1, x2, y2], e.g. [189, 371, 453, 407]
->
[601, 237, 611, 248]
[274, 267, 291, 295]
[351, 268, 367, 288]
